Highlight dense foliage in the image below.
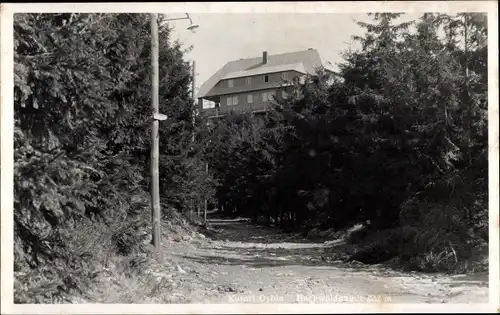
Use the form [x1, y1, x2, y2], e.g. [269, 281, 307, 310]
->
[13, 12, 488, 303]
[203, 13, 488, 271]
[14, 13, 209, 302]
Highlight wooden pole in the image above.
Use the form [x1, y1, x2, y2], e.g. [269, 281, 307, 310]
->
[463, 14, 472, 164]
[204, 162, 208, 222]
[192, 60, 196, 144]
[191, 61, 196, 217]
[204, 199, 208, 222]
[150, 13, 161, 249]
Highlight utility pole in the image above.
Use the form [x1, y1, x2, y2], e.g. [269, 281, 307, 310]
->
[150, 13, 161, 249]
[463, 14, 472, 164]
[191, 60, 205, 222]
[204, 162, 208, 223]
[192, 60, 196, 144]
[147, 13, 198, 240]
[191, 61, 196, 218]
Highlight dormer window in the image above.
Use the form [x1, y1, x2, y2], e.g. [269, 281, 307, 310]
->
[264, 75, 269, 83]
[228, 79, 234, 88]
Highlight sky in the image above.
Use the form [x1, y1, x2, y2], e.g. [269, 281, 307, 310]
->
[168, 13, 420, 99]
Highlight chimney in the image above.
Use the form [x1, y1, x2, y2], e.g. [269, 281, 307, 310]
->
[262, 51, 268, 64]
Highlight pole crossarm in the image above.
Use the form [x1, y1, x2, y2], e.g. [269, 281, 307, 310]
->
[160, 13, 199, 31]
[163, 17, 190, 22]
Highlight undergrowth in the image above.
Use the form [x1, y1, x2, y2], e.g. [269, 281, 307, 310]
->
[342, 173, 488, 274]
[14, 207, 204, 304]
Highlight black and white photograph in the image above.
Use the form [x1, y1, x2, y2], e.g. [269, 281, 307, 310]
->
[1, 1, 498, 313]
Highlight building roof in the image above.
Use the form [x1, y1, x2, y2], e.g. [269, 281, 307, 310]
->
[221, 62, 307, 80]
[197, 48, 336, 99]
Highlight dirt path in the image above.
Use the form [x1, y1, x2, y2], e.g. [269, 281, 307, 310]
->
[163, 219, 488, 304]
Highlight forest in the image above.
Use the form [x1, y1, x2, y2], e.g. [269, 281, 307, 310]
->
[13, 13, 488, 303]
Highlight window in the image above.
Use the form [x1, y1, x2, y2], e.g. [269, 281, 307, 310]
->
[245, 77, 251, 85]
[264, 75, 269, 82]
[281, 72, 288, 81]
[262, 92, 267, 102]
[247, 94, 253, 104]
[262, 91, 276, 102]
[202, 100, 216, 109]
[282, 90, 287, 98]
[227, 96, 239, 106]
[228, 79, 234, 88]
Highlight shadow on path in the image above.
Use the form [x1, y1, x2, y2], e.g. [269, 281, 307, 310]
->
[181, 218, 361, 270]
[206, 218, 327, 244]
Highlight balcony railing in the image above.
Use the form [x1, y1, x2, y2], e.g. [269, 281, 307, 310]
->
[202, 102, 273, 119]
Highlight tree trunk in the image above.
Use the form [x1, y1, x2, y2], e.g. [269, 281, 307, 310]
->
[204, 198, 207, 222]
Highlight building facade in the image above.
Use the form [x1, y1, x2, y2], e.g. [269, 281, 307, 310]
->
[197, 49, 335, 119]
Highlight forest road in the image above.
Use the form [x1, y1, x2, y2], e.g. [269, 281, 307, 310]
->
[165, 219, 489, 304]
